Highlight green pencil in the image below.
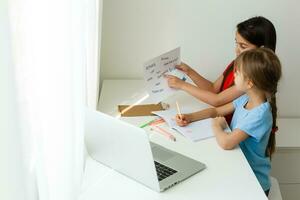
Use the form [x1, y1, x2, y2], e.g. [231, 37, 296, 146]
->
[139, 119, 155, 128]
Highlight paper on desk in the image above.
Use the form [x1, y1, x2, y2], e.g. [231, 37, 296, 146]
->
[152, 109, 231, 142]
[143, 47, 185, 103]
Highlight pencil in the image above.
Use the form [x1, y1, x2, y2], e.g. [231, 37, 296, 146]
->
[149, 118, 165, 126]
[176, 101, 182, 119]
[139, 119, 155, 128]
[139, 118, 165, 128]
[150, 126, 176, 141]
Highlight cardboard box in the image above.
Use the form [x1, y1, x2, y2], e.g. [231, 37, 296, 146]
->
[118, 102, 165, 117]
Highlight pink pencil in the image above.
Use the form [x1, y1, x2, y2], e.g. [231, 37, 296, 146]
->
[150, 126, 176, 142]
[149, 118, 165, 126]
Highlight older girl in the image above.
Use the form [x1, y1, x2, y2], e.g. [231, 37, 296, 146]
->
[166, 16, 277, 124]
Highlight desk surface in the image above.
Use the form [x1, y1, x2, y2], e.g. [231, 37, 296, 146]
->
[80, 79, 268, 200]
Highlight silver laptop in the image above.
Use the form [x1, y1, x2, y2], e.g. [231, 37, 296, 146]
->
[85, 109, 206, 192]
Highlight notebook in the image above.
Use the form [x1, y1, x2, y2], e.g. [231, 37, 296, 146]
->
[152, 109, 230, 142]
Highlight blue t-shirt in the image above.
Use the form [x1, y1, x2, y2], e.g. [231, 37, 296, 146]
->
[230, 94, 272, 191]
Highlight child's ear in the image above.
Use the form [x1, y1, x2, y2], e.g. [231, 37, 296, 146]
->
[247, 79, 254, 89]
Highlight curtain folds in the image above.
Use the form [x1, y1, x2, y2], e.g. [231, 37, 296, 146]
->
[1, 0, 102, 199]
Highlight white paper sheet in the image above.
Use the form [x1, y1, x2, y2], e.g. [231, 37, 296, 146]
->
[152, 109, 231, 142]
[143, 47, 184, 103]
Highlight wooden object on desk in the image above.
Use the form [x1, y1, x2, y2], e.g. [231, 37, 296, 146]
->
[118, 102, 164, 117]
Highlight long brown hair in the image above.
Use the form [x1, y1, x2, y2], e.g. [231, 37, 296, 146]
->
[235, 48, 282, 158]
[237, 16, 277, 52]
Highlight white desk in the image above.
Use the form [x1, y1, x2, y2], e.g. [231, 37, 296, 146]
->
[80, 79, 268, 200]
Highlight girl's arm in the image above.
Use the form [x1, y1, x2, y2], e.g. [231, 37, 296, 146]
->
[175, 63, 222, 93]
[212, 117, 249, 150]
[166, 75, 243, 107]
[190, 73, 223, 93]
[181, 82, 243, 107]
[186, 68, 221, 93]
[192, 102, 235, 121]
[176, 102, 235, 126]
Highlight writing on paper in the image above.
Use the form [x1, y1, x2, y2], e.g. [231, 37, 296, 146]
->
[143, 47, 181, 103]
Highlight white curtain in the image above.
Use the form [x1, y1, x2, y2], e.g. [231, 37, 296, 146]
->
[1, 2, 29, 199]
[85, 0, 102, 109]
[0, 0, 102, 199]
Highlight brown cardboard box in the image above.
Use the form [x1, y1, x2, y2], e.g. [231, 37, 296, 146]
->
[118, 102, 165, 116]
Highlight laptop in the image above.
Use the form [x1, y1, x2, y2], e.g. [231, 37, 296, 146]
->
[85, 109, 206, 192]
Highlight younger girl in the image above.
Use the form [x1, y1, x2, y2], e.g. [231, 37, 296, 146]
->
[175, 48, 282, 196]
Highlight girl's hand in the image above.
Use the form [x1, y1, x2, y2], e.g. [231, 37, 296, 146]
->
[176, 62, 192, 75]
[175, 114, 191, 126]
[212, 117, 227, 130]
[165, 75, 185, 89]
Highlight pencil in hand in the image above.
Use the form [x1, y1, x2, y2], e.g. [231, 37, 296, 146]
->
[176, 101, 182, 120]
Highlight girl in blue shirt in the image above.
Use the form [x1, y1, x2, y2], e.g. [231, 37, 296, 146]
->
[175, 48, 282, 196]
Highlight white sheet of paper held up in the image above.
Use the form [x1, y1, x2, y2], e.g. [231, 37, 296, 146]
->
[143, 47, 184, 103]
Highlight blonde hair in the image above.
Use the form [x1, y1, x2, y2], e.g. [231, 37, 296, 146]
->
[235, 48, 282, 158]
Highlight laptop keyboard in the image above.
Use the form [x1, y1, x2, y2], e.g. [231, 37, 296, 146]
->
[154, 161, 177, 181]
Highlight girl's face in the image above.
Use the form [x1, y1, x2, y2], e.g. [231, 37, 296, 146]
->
[234, 67, 249, 92]
[235, 32, 257, 57]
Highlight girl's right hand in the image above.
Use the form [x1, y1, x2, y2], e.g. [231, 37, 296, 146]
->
[175, 114, 191, 127]
[165, 75, 185, 89]
[176, 62, 192, 75]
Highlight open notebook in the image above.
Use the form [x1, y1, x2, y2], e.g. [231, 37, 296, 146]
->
[152, 109, 230, 142]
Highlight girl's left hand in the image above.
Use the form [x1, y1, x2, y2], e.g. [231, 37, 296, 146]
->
[212, 117, 227, 129]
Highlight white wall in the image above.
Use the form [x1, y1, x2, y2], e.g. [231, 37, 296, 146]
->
[100, 0, 300, 117]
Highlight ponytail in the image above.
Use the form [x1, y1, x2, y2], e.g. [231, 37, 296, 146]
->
[266, 94, 277, 159]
